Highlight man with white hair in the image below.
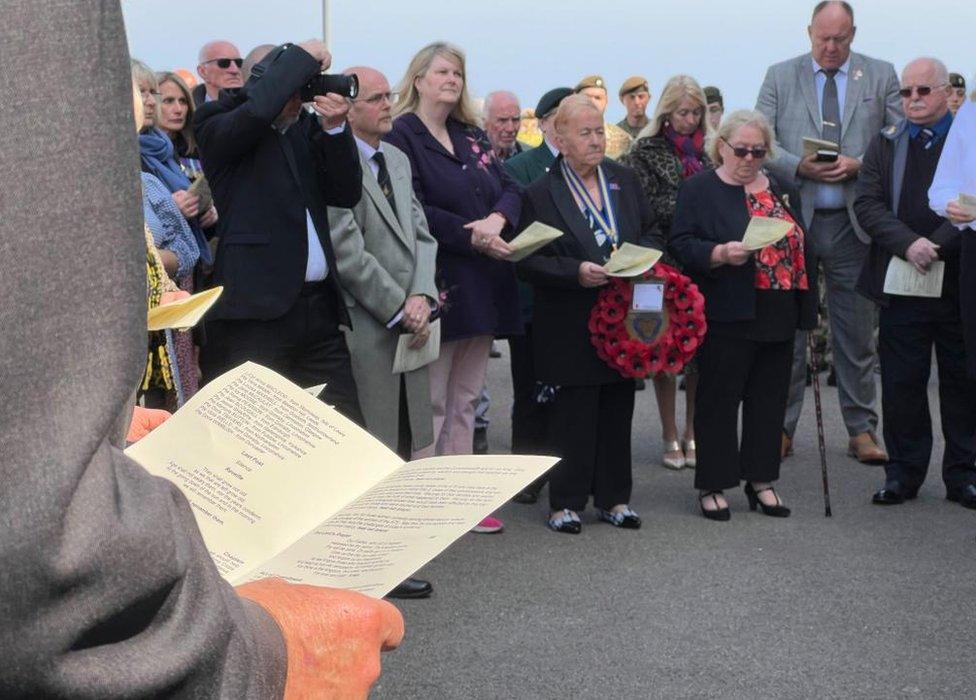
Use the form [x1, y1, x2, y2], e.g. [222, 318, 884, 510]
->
[474, 93, 523, 452]
[483, 90, 524, 160]
[193, 39, 244, 105]
[854, 57, 976, 509]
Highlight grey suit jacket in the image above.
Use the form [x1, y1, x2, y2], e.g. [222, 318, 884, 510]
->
[756, 51, 902, 242]
[328, 144, 439, 453]
[0, 2, 286, 697]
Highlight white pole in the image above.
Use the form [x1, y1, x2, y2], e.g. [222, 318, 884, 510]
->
[322, 0, 331, 49]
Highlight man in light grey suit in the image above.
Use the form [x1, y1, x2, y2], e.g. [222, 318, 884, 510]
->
[0, 4, 403, 695]
[329, 67, 440, 599]
[756, 0, 902, 463]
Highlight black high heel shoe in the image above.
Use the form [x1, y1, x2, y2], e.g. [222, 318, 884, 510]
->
[744, 483, 791, 517]
[699, 491, 730, 521]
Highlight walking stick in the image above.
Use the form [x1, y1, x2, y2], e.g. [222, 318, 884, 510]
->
[808, 335, 832, 517]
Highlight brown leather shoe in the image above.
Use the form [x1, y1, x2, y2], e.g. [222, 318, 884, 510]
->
[781, 432, 793, 460]
[848, 432, 887, 465]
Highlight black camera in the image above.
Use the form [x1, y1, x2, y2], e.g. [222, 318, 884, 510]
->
[300, 73, 359, 101]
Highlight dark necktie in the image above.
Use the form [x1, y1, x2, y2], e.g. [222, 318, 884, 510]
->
[821, 68, 841, 145]
[372, 151, 397, 214]
[916, 127, 936, 149]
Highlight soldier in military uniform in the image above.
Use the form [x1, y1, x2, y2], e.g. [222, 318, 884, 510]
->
[617, 75, 651, 139]
[948, 73, 968, 116]
[703, 86, 725, 131]
[574, 74, 633, 159]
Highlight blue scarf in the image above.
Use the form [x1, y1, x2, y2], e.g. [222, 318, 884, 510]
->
[139, 127, 212, 265]
[139, 128, 191, 192]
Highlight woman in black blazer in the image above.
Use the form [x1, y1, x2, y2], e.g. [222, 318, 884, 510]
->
[670, 110, 817, 521]
[515, 95, 664, 533]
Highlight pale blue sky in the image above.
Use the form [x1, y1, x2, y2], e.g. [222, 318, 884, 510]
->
[123, 0, 975, 122]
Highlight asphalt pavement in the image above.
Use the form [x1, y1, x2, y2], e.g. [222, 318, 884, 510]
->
[374, 345, 976, 699]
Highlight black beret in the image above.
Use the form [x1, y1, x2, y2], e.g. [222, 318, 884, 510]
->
[536, 87, 574, 119]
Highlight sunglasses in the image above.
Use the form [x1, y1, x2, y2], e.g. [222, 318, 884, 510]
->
[898, 84, 945, 98]
[721, 138, 767, 159]
[202, 57, 243, 69]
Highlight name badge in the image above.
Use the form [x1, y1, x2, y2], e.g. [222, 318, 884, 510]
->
[631, 282, 665, 313]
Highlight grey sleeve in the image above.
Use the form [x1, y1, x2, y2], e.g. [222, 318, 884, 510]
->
[756, 65, 802, 186]
[0, 3, 286, 698]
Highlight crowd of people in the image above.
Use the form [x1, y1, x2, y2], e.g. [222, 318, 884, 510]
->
[9, 0, 976, 694]
[126, 0, 976, 544]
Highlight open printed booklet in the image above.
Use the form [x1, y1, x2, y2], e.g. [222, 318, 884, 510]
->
[958, 193, 976, 218]
[605, 243, 663, 278]
[506, 221, 564, 262]
[125, 362, 557, 597]
[148, 286, 223, 331]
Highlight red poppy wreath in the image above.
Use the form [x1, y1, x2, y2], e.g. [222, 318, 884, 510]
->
[588, 262, 707, 378]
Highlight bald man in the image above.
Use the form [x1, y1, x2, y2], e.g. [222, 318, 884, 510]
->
[855, 57, 976, 509]
[193, 39, 244, 105]
[756, 0, 902, 464]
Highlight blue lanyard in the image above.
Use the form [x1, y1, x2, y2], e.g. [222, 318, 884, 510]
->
[561, 160, 619, 250]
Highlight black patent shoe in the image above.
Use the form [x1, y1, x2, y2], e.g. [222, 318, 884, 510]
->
[946, 483, 976, 510]
[872, 480, 918, 505]
[744, 483, 791, 517]
[699, 491, 731, 521]
[596, 506, 642, 529]
[547, 509, 582, 534]
[386, 577, 433, 599]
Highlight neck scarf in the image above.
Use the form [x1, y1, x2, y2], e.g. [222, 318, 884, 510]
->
[138, 127, 212, 266]
[139, 127, 191, 192]
[663, 124, 705, 179]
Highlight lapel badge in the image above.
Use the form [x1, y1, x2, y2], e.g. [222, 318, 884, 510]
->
[853, 69, 863, 81]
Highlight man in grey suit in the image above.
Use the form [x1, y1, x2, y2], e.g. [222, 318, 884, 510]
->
[329, 66, 440, 599]
[0, 3, 403, 696]
[756, 0, 902, 463]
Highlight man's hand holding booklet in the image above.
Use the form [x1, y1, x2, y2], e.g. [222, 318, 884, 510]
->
[125, 362, 557, 597]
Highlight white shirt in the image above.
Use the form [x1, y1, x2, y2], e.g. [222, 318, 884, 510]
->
[354, 135, 382, 180]
[303, 122, 348, 281]
[811, 56, 850, 210]
[930, 100, 976, 231]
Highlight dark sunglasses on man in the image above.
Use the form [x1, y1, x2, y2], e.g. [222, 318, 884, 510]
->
[898, 83, 946, 98]
[202, 57, 243, 69]
[721, 137, 767, 159]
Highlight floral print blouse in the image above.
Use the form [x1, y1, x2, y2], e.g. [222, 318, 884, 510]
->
[747, 189, 808, 291]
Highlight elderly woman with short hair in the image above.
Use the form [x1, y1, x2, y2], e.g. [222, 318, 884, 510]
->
[384, 42, 522, 534]
[515, 95, 664, 533]
[621, 74, 712, 472]
[670, 110, 817, 521]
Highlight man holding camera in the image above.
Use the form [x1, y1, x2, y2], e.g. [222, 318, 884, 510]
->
[195, 40, 365, 423]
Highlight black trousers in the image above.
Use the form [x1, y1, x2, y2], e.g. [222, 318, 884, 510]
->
[694, 333, 793, 491]
[879, 300, 976, 491]
[508, 324, 549, 494]
[200, 282, 364, 426]
[547, 381, 634, 511]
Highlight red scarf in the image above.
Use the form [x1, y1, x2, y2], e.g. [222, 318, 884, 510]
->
[663, 124, 705, 179]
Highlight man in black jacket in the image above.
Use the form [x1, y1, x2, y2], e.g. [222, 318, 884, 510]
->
[195, 40, 364, 423]
[854, 57, 976, 509]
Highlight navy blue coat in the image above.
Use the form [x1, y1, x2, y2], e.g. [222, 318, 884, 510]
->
[384, 113, 522, 341]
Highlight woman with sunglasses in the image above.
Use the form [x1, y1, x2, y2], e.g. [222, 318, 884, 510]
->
[670, 110, 818, 521]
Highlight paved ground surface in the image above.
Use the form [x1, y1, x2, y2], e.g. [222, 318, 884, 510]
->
[374, 346, 976, 699]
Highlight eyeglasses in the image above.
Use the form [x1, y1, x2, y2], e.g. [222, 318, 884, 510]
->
[898, 84, 946, 98]
[202, 57, 243, 70]
[353, 91, 398, 105]
[721, 138, 767, 159]
[139, 89, 161, 101]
